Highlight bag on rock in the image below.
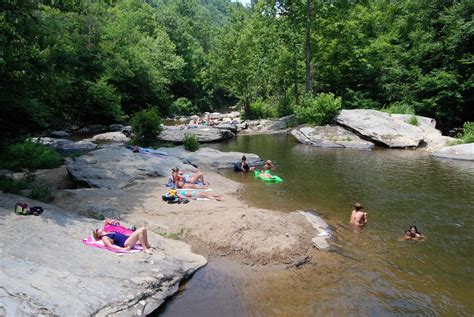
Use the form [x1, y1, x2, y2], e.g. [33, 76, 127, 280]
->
[15, 203, 31, 215]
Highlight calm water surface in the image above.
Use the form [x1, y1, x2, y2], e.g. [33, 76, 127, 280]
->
[162, 134, 474, 316]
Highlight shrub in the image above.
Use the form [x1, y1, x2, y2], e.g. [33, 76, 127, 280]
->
[130, 108, 163, 147]
[0, 175, 31, 194]
[460, 121, 474, 143]
[408, 115, 419, 126]
[0, 141, 63, 171]
[245, 98, 277, 120]
[294, 93, 342, 126]
[171, 97, 198, 116]
[183, 133, 200, 152]
[382, 102, 415, 115]
[28, 184, 54, 202]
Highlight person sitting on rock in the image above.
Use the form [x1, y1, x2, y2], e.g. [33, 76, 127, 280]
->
[171, 167, 209, 189]
[350, 202, 368, 227]
[234, 155, 255, 172]
[177, 189, 223, 201]
[93, 227, 154, 254]
[403, 226, 425, 240]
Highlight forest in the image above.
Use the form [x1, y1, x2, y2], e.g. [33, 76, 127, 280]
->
[1, 0, 472, 149]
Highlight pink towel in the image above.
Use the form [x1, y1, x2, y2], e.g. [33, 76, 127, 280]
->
[82, 224, 142, 253]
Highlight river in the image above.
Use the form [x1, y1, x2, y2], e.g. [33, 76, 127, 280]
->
[159, 134, 474, 316]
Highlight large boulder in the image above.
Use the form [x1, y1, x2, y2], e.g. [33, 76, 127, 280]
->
[391, 114, 456, 151]
[159, 126, 234, 143]
[0, 194, 206, 316]
[240, 115, 296, 135]
[157, 146, 263, 169]
[66, 146, 186, 189]
[29, 137, 97, 155]
[291, 125, 374, 149]
[431, 143, 474, 161]
[89, 131, 130, 144]
[335, 109, 425, 148]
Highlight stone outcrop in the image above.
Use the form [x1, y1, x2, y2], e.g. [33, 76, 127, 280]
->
[335, 109, 425, 148]
[431, 143, 474, 161]
[240, 115, 296, 135]
[88, 131, 130, 144]
[0, 194, 206, 316]
[159, 126, 234, 143]
[30, 137, 98, 154]
[291, 125, 374, 149]
[66, 145, 263, 189]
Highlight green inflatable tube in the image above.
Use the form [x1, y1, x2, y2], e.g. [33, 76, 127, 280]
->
[254, 170, 283, 183]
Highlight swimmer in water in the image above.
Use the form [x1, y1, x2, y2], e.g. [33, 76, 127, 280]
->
[350, 202, 368, 227]
[403, 225, 425, 240]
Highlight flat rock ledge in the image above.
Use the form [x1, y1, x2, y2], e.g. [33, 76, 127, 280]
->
[431, 143, 474, 161]
[291, 125, 374, 149]
[66, 145, 263, 189]
[0, 194, 206, 316]
[159, 126, 234, 143]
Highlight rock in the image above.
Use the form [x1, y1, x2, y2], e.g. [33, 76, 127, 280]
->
[50, 131, 71, 138]
[214, 123, 238, 134]
[335, 109, 425, 148]
[66, 146, 185, 189]
[240, 115, 295, 135]
[431, 143, 474, 161]
[159, 126, 234, 143]
[0, 194, 206, 316]
[298, 211, 331, 250]
[392, 114, 456, 151]
[89, 131, 130, 144]
[78, 124, 107, 134]
[157, 146, 263, 169]
[291, 125, 374, 149]
[108, 124, 124, 132]
[28, 137, 97, 155]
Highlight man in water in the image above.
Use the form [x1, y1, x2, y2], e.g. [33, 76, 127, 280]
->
[234, 155, 255, 172]
[350, 202, 368, 227]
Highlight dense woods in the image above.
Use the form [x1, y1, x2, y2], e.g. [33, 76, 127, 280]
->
[1, 0, 472, 149]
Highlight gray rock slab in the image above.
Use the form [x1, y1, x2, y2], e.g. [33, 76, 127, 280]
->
[335, 109, 425, 148]
[291, 125, 374, 149]
[159, 126, 234, 143]
[66, 146, 186, 189]
[298, 211, 331, 250]
[431, 143, 474, 161]
[50, 130, 71, 138]
[29, 137, 98, 155]
[0, 193, 206, 316]
[240, 115, 295, 135]
[89, 131, 130, 144]
[156, 146, 263, 169]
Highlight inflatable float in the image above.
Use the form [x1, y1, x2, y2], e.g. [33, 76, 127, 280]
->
[254, 170, 283, 183]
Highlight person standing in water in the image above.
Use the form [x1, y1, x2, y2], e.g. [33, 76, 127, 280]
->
[350, 202, 368, 227]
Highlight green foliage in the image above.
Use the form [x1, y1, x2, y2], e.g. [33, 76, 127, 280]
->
[171, 97, 198, 116]
[245, 98, 277, 120]
[28, 184, 54, 203]
[459, 122, 474, 144]
[183, 133, 200, 152]
[408, 116, 419, 126]
[0, 175, 31, 194]
[130, 108, 163, 147]
[154, 228, 184, 240]
[0, 141, 63, 171]
[294, 93, 342, 126]
[382, 102, 415, 115]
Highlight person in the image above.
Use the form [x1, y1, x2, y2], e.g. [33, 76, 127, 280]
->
[93, 226, 154, 254]
[170, 167, 208, 189]
[234, 155, 255, 172]
[350, 202, 368, 227]
[177, 189, 223, 201]
[263, 160, 273, 171]
[403, 226, 425, 240]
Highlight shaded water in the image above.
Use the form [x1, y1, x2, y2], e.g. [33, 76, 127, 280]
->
[163, 134, 474, 316]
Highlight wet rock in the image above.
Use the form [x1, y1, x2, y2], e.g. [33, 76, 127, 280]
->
[335, 109, 425, 148]
[431, 143, 474, 161]
[0, 194, 206, 316]
[291, 125, 374, 149]
[159, 126, 234, 143]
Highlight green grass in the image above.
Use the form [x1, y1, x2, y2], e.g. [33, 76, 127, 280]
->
[154, 228, 184, 240]
[408, 115, 419, 126]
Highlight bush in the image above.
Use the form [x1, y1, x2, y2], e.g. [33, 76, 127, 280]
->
[382, 102, 415, 115]
[0, 175, 31, 194]
[0, 141, 63, 171]
[245, 98, 277, 120]
[459, 121, 474, 143]
[28, 184, 54, 203]
[294, 93, 342, 126]
[130, 108, 163, 147]
[183, 133, 200, 152]
[171, 97, 198, 116]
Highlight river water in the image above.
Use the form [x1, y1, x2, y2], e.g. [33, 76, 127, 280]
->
[160, 134, 474, 316]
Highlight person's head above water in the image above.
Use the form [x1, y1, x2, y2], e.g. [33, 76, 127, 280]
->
[354, 202, 363, 211]
[409, 225, 420, 234]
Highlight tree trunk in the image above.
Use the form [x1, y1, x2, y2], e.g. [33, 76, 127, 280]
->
[305, 0, 311, 94]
